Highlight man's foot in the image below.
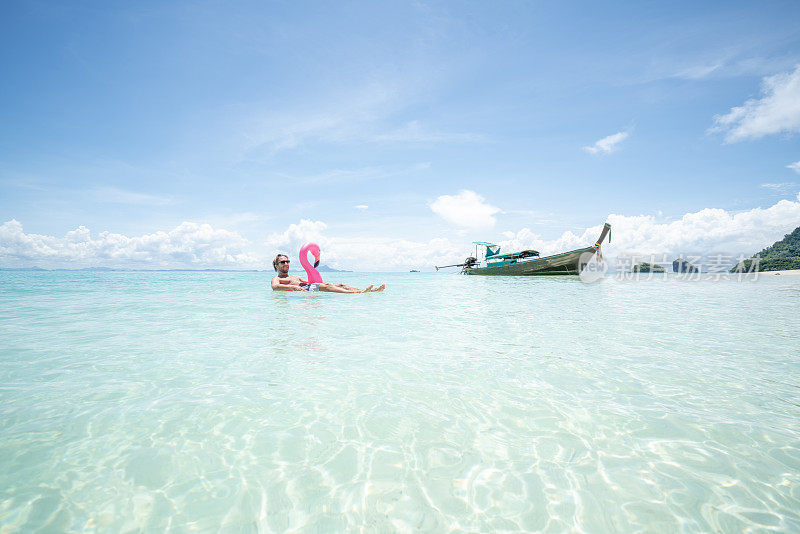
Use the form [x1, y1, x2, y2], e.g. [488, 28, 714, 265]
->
[372, 284, 385, 292]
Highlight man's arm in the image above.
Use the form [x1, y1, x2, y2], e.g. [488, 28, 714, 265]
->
[271, 277, 305, 291]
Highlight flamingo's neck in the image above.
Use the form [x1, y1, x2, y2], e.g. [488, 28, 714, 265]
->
[299, 246, 323, 283]
[299, 250, 312, 271]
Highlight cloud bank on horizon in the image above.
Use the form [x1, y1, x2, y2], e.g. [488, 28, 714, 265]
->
[0, 221, 260, 268]
[4, 192, 800, 270]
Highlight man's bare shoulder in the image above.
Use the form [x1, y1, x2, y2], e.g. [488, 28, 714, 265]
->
[272, 274, 303, 284]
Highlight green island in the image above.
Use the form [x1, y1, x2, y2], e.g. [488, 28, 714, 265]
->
[731, 225, 800, 272]
[633, 262, 666, 273]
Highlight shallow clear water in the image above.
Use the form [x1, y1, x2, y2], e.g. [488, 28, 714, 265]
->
[1, 271, 799, 532]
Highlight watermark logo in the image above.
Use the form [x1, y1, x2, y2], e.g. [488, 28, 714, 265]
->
[578, 251, 607, 283]
[579, 253, 760, 283]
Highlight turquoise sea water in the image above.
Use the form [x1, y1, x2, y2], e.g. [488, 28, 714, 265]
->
[1, 270, 799, 532]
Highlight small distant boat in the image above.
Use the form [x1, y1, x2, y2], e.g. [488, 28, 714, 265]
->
[409, 270, 420, 272]
[436, 223, 611, 276]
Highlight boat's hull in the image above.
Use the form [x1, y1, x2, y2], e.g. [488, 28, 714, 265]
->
[464, 247, 596, 275]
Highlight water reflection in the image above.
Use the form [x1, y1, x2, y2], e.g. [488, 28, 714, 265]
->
[267, 293, 328, 361]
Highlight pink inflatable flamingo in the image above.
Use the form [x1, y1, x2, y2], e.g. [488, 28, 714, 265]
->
[299, 242, 323, 284]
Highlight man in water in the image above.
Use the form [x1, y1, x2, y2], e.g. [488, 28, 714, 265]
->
[270, 254, 384, 292]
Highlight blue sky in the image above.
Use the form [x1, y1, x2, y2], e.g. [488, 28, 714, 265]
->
[2, 1, 800, 270]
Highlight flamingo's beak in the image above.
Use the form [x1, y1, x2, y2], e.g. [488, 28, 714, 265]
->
[313, 254, 320, 268]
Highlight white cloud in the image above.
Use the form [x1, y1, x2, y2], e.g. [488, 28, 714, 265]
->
[265, 219, 328, 250]
[0, 221, 260, 269]
[355, 205, 369, 210]
[674, 63, 723, 80]
[710, 65, 800, 142]
[430, 190, 500, 229]
[583, 131, 629, 154]
[761, 182, 798, 193]
[788, 160, 800, 174]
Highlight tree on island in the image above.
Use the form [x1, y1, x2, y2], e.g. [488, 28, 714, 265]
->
[731, 225, 800, 272]
[633, 262, 666, 273]
[673, 258, 699, 273]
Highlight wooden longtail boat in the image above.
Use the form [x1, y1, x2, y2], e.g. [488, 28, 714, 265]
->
[436, 223, 611, 276]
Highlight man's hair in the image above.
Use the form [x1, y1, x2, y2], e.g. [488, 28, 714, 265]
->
[273, 254, 288, 271]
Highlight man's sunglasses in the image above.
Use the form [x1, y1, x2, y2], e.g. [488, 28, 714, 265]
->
[278, 260, 290, 265]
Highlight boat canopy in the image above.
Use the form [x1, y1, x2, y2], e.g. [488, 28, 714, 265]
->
[491, 249, 540, 260]
[473, 242, 501, 257]
[473, 242, 539, 260]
